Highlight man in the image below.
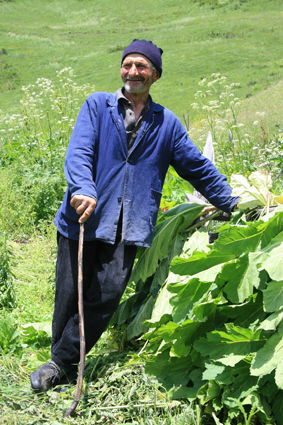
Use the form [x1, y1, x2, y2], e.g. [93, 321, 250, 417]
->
[30, 39, 239, 391]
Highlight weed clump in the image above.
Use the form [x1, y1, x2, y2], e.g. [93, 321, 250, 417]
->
[0, 236, 15, 308]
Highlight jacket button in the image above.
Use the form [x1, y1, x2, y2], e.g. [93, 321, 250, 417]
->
[118, 197, 122, 202]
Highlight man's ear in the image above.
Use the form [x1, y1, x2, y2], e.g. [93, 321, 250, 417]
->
[153, 71, 160, 82]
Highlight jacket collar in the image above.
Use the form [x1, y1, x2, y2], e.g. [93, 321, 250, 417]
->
[106, 89, 163, 113]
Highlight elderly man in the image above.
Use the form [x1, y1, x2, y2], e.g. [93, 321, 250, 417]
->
[30, 39, 238, 391]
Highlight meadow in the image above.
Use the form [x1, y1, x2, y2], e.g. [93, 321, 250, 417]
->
[1, 0, 283, 423]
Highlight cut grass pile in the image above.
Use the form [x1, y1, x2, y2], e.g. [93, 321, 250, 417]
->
[0, 228, 201, 424]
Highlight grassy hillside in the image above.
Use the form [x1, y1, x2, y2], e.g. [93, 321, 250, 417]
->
[1, 0, 283, 129]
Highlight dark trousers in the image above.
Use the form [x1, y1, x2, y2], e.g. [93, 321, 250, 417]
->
[51, 229, 137, 371]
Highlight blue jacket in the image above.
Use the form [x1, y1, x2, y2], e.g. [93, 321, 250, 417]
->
[54, 91, 238, 247]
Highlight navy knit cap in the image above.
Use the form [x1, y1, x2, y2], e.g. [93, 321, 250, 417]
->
[122, 39, 163, 76]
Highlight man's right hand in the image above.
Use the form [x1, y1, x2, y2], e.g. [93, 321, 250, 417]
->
[70, 195, 97, 224]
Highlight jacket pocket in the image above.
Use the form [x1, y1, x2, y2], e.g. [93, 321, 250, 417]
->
[150, 189, 162, 229]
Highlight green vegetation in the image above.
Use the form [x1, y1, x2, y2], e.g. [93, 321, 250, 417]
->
[0, 0, 283, 126]
[111, 204, 283, 424]
[1, 0, 283, 423]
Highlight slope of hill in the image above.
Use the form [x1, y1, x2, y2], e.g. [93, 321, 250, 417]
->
[0, 0, 283, 128]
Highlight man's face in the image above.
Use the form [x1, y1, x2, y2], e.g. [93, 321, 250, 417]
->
[121, 53, 159, 95]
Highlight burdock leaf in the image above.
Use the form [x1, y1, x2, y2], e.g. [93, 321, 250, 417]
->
[272, 392, 283, 425]
[261, 234, 283, 281]
[171, 251, 234, 276]
[170, 319, 207, 357]
[218, 293, 266, 329]
[249, 231, 283, 274]
[275, 361, 283, 389]
[217, 355, 246, 367]
[262, 280, 283, 313]
[169, 278, 213, 323]
[251, 322, 283, 382]
[145, 281, 174, 327]
[194, 324, 266, 360]
[197, 380, 221, 404]
[227, 374, 258, 401]
[213, 224, 263, 255]
[258, 309, 283, 331]
[127, 295, 155, 339]
[222, 254, 259, 303]
[145, 349, 193, 389]
[130, 204, 204, 283]
[202, 363, 226, 381]
[143, 321, 179, 343]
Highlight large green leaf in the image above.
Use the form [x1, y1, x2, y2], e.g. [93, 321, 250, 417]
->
[172, 368, 204, 401]
[169, 278, 213, 323]
[109, 292, 139, 327]
[202, 363, 226, 381]
[262, 280, 283, 313]
[259, 309, 283, 331]
[213, 223, 264, 255]
[214, 212, 283, 255]
[182, 229, 211, 256]
[145, 349, 193, 389]
[204, 361, 249, 388]
[218, 293, 266, 329]
[125, 233, 188, 338]
[256, 211, 283, 248]
[225, 374, 258, 401]
[145, 281, 174, 328]
[197, 380, 221, 404]
[193, 297, 227, 322]
[130, 204, 204, 283]
[249, 231, 283, 280]
[272, 391, 283, 425]
[127, 294, 155, 340]
[170, 319, 207, 357]
[217, 355, 246, 367]
[222, 254, 260, 303]
[251, 322, 283, 387]
[261, 234, 283, 281]
[275, 361, 283, 390]
[143, 321, 179, 345]
[194, 324, 266, 360]
[171, 250, 234, 276]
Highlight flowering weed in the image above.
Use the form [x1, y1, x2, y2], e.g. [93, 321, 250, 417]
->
[189, 73, 276, 179]
[0, 68, 95, 237]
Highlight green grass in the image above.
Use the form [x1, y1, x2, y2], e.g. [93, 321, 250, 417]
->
[0, 0, 283, 129]
[0, 229, 201, 424]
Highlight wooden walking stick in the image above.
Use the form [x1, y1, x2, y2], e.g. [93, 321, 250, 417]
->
[64, 222, 85, 418]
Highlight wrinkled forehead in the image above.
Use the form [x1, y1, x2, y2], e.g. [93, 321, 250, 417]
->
[121, 53, 151, 65]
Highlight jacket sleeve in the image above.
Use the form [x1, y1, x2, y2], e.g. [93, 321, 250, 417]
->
[64, 97, 98, 201]
[170, 118, 238, 214]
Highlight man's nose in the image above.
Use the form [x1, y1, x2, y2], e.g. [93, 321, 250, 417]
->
[128, 64, 139, 75]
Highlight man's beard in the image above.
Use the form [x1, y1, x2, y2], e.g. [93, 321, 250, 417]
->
[123, 76, 149, 94]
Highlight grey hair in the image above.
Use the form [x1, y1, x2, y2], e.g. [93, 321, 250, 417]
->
[148, 59, 157, 73]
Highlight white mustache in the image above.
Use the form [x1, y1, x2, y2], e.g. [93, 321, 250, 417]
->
[126, 77, 145, 81]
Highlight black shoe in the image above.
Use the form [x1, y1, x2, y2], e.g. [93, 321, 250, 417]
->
[30, 360, 65, 392]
